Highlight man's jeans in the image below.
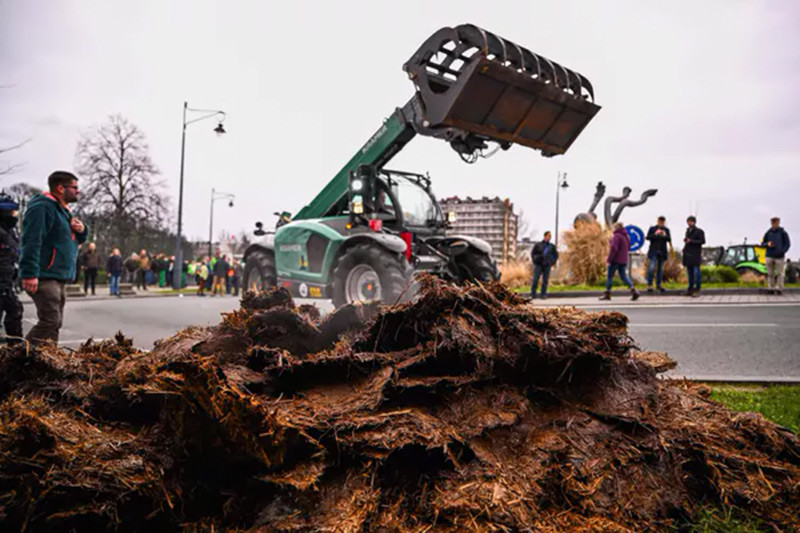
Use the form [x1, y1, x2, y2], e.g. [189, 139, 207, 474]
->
[26, 279, 66, 344]
[605, 264, 633, 291]
[531, 264, 551, 296]
[109, 273, 120, 295]
[686, 265, 701, 290]
[646, 255, 665, 288]
[766, 257, 785, 291]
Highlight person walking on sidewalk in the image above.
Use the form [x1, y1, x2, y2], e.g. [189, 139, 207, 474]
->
[81, 242, 100, 295]
[645, 216, 672, 293]
[0, 193, 24, 343]
[19, 171, 88, 344]
[682, 216, 705, 296]
[530, 231, 558, 299]
[106, 248, 123, 297]
[761, 217, 791, 295]
[600, 223, 639, 301]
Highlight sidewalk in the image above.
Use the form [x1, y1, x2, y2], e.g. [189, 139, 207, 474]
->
[526, 291, 800, 307]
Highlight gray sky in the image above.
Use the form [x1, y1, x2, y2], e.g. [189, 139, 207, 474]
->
[1, 1, 798, 250]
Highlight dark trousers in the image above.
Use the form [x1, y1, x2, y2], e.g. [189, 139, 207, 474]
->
[136, 270, 148, 290]
[646, 255, 665, 287]
[232, 276, 240, 296]
[26, 279, 66, 344]
[84, 267, 98, 294]
[687, 265, 701, 290]
[605, 263, 633, 291]
[531, 264, 551, 296]
[0, 286, 23, 342]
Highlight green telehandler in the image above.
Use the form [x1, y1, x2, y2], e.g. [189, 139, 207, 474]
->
[243, 24, 600, 307]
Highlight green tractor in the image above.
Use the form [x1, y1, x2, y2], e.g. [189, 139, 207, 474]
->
[714, 244, 768, 276]
[244, 24, 600, 306]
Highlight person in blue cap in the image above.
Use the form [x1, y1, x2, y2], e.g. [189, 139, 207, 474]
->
[0, 192, 23, 342]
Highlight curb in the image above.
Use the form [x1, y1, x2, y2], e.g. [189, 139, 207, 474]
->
[21, 292, 239, 305]
[663, 376, 800, 385]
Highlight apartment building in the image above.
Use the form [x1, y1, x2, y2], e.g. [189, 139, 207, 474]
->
[439, 196, 518, 265]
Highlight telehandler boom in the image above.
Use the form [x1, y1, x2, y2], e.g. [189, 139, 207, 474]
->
[245, 24, 600, 306]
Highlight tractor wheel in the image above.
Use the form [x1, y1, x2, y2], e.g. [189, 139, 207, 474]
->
[332, 244, 413, 307]
[454, 250, 499, 283]
[243, 249, 277, 293]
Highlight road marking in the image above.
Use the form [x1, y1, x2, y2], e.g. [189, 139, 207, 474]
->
[59, 338, 108, 345]
[631, 323, 778, 327]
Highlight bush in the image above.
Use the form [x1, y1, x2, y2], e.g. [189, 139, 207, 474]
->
[699, 265, 740, 284]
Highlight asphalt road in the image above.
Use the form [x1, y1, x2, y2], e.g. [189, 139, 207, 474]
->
[23, 296, 800, 381]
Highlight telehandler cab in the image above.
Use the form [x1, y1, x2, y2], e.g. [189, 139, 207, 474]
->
[244, 24, 600, 306]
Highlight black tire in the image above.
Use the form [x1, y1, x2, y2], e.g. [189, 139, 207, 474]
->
[243, 249, 276, 293]
[454, 250, 498, 283]
[332, 244, 413, 308]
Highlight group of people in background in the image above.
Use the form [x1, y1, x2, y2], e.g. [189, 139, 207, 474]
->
[187, 251, 243, 297]
[75, 246, 244, 297]
[530, 215, 791, 300]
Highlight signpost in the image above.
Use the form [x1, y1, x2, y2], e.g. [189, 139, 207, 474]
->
[626, 224, 644, 252]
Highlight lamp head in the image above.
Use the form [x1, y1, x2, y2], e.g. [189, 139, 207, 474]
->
[214, 122, 226, 135]
[228, 199, 234, 208]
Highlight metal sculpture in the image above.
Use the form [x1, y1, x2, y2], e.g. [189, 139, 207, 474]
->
[574, 182, 657, 226]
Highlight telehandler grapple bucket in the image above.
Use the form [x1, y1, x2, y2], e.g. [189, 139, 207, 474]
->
[404, 24, 600, 156]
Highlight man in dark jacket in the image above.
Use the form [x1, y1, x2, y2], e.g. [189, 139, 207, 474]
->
[530, 231, 558, 299]
[682, 216, 705, 296]
[0, 193, 23, 343]
[106, 248, 123, 297]
[761, 217, 791, 295]
[212, 253, 229, 296]
[19, 171, 88, 344]
[600, 223, 639, 301]
[81, 242, 100, 295]
[645, 216, 672, 293]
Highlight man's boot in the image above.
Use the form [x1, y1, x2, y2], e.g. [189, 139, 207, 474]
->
[631, 288, 640, 301]
[646, 286, 654, 294]
[684, 288, 694, 296]
[599, 291, 611, 301]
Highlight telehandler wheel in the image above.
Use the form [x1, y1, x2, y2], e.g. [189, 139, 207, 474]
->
[455, 251, 498, 283]
[243, 250, 277, 293]
[332, 244, 413, 307]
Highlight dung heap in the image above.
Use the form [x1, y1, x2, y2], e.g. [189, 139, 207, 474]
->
[0, 278, 798, 532]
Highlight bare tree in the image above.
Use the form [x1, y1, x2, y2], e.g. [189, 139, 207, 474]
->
[0, 139, 30, 176]
[75, 115, 170, 251]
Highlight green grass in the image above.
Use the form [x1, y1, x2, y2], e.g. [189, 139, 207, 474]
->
[685, 506, 768, 532]
[708, 384, 800, 433]
[514, 282, 800, 294]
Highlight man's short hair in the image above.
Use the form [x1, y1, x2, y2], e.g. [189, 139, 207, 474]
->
[657, 216, 666, 222]
[687, 216, 696, 223]
[543, 231, 551, 237]
[48, 171, 78, 191]
[771, 216, 780, 222]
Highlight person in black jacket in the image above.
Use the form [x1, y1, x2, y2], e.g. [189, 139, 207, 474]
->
[645, 216, 672, 293]
[106, 248, 123, 297]
[761, 217, 791, 295]
[0, 193, 23, 343]
[530, 231, 558, 299]
[682, 216, 706, 296]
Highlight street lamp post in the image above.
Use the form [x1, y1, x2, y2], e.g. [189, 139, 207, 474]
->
[209, 188, 235, 257]
[172, 101, 227, 289]
[554, 171, 569, 247]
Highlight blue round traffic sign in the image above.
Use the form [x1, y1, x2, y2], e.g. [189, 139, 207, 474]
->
[626, 224, 644, 252]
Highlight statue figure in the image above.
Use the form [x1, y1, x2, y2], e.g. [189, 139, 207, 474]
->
[574, 182, 658, 227]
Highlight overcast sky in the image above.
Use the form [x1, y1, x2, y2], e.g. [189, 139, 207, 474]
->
[1, 1, 798, 250]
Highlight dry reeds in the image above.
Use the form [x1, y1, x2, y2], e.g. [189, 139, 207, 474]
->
[560, 220, 610, 285]
[499, 258, 532, 288]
